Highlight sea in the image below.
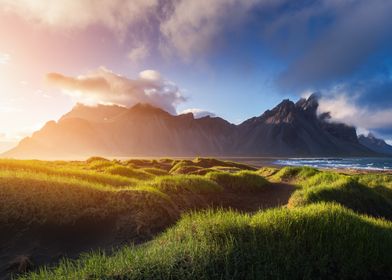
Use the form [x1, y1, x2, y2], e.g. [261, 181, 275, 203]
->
[273, 157, 392, 171]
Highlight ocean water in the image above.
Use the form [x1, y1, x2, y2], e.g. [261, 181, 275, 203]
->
[274, 157, 392, 171]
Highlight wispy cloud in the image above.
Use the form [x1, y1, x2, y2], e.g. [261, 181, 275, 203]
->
[0, 53, 10, 65]
[127, 44, 149, 64]
[0, 0, 158, 36]
[180, 108, 216, 118]
[0, 122, 44, 142]
[0, 104, 21, 113]
[318, 93, 392, 133]
[46, 67, 186, 114]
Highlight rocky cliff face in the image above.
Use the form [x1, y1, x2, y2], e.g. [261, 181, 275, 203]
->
[2, 95, 378, 159]
[236, 94, 370, 157]
[358, 133, 392, 155]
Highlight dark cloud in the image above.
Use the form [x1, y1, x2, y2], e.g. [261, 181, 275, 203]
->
[355, 79, 392, 110]
[276, 0, 392, 91]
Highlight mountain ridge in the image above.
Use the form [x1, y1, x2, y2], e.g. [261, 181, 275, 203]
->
[2, 95, 382, 159]
[358, 133, 392, 155]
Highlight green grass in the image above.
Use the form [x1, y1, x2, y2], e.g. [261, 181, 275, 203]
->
[140, 167, 168, 176]
[148, 175, 223, 193]
[4, 160, 392, 279]
[271, 166, 319, 182]
[19, 203, 392, 280]
[0, 159, 138, 187]
[85, 156, 110, 164]
[192, 157, 255, 170]
[105, 165, 154, 180]
[169, 158, 255, 175]
[286, 168, 392, 220]
[356, 173, 392, 189]
[257, 167, 279, 177]
[0, 170, 172, 226]
[87, 159, 117, 171]
[289, 176, 392, 219]
[170, 163, 203, 174]
[206, 170, 269, 191]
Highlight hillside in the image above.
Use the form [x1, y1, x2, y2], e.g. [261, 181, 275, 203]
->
[359, 133, 392, 155]
[2, 95, 377, 159]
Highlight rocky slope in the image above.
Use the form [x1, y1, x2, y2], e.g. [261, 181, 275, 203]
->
[2, 95, 378, 159]
[236, 94, 372, 157]
[358, 133, 392, 155]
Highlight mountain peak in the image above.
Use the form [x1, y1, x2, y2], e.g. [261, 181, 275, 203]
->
[129, 103, 171, 116]
[358, 133, 392, 155]
[60, 103, 128, 123]
[2, 97, 380, 159]
[295, 93, 319, 116]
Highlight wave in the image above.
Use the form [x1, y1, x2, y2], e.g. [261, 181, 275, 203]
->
[275, 158, 392, 171]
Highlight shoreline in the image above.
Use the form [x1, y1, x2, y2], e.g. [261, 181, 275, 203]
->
[226, 157, 392, 174]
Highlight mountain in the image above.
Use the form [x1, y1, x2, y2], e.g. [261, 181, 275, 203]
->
[236, 94, 371, 157]
[3, 103, 236, 159]
[2, 95, 379, 159]
[358, 133, 392, 155]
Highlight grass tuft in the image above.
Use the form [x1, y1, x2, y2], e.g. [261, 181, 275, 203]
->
[271, 166, 319, 182]
[105, 165, 154, 180]
[206, 170, 269, 191]
[148, 175, 223, 194]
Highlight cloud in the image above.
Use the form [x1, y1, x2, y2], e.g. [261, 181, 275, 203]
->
[159, 0, 261, 61]
[127, 44, 149, 64]
[276, 0, 392, 90]
[0, 0, 158, 35]
[318, 93, 392, 135]
[180, 108, 216, 119]
[46, 67, 185, 114]
[0, 104, 21, 113]
[0, 53, 10, 65]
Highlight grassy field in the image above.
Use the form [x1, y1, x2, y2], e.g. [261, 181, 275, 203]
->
[1, 158, 392, 279]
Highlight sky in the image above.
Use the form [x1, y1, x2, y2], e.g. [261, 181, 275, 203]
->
[1, 0, 392, 152]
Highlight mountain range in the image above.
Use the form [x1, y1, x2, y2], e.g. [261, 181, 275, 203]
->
[358, 133, 392, 156]
[2, 94, 390, 159]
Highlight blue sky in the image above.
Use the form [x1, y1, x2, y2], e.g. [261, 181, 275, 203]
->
[1, 0, 392, 152]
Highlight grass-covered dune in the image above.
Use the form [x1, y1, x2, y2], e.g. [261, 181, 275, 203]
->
[0, 157, 273, 279]
[282, 167, 392, 220]
[2, 158, 392, 279]
[20, 204, 392, 280]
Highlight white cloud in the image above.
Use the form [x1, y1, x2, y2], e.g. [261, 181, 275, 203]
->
[180, 108, 216, 118]
[0, 122, 43, 142]
[127, 44, 149, 64]
[0, 122, 45, 153]
[46, 67, 186, 114]
[0, 53, 10, 65]
[0, 0, 158, 35]
[356, 127, 370, 137]
[0, 105, 21, 113]
[318, 94, 392, 131]
[139, 69, 162, 82]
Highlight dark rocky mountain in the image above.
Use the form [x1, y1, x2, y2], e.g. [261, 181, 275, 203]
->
[358, 133, 392, 155]
[2, 95, 379, 159]
[236, 94, 371, 157]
